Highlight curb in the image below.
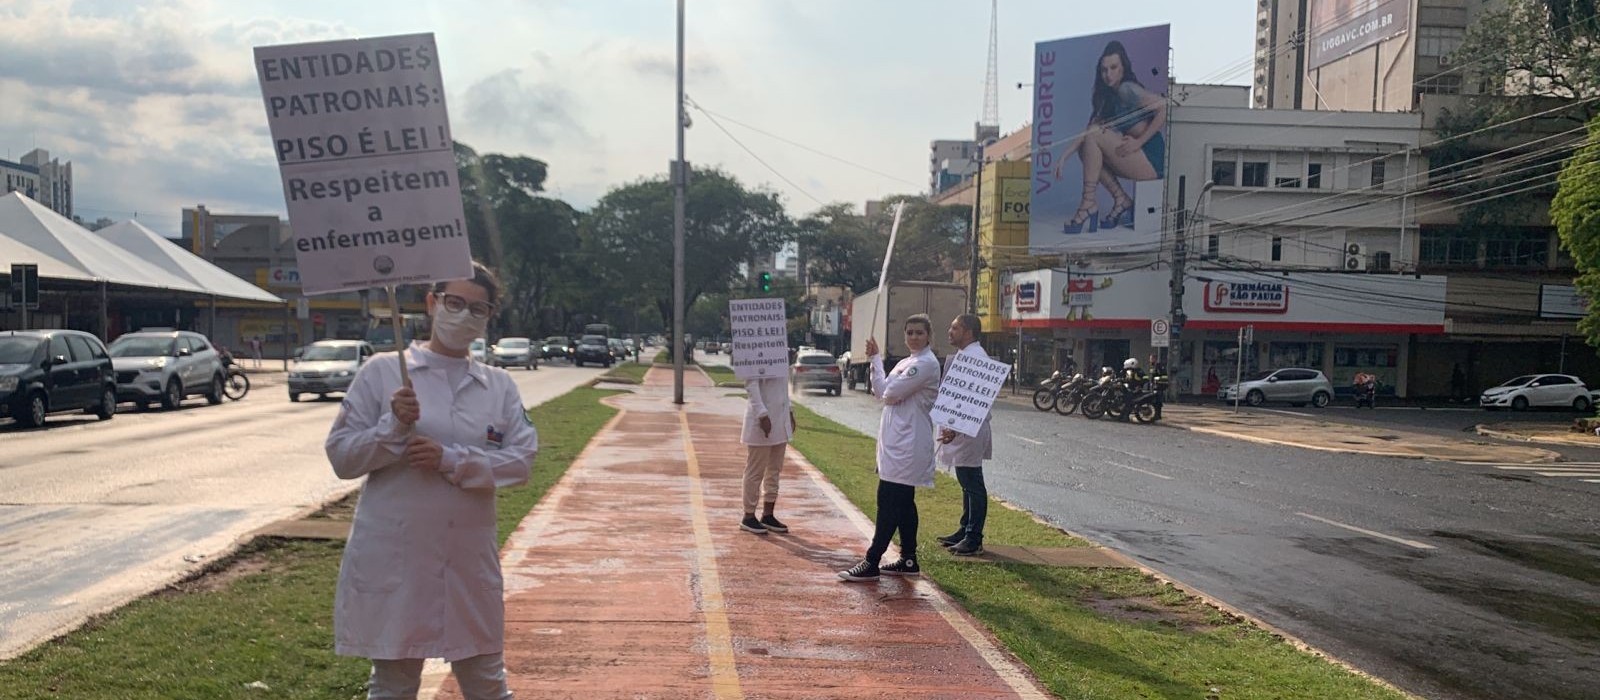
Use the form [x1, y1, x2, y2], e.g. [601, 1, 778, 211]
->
[1474, 424, 1600, 449]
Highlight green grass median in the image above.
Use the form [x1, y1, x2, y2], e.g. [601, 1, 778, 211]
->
[598, 361, 650, 385]
[699, 364, 738, 386]
[0, 387, 622, 700]
[789, 404, 1410, 700]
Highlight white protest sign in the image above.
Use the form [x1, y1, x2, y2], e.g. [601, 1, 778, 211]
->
[255, 33, 472, 295]
[930, 351, 1012, 437]
[729, 298, 790, 381]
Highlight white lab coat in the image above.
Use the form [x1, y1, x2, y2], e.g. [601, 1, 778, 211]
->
[741, 375, 792, 446]
[870, 347, 942, 487]
[325, 342, 538, 661]
[936, 342, 995, 468]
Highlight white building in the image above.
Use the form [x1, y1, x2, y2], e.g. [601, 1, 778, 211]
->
[1, 149, 72, 220]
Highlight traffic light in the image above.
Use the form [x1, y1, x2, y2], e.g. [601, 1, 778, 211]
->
[759, 271, 772, 293]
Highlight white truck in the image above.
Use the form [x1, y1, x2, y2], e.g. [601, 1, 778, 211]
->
[845, 281, 968, 391]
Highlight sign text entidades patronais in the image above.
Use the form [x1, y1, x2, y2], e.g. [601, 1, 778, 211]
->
[930, 351, 1011, 438]
[729, 298, 790, 381]
[255, 33, 473, 295]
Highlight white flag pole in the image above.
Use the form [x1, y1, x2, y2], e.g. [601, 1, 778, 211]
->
[867, 202, 906, 342]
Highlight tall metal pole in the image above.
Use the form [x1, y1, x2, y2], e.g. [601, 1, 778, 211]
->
[967, 147, 984, 315]
[672, 0, 687, 405]
[1169, 176, 1186, 393]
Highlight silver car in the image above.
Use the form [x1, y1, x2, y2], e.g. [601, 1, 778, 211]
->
[792, 350, 842, 396]
[490, 337, 538, 370]
[108, 330, 227, 409]
[1219, 368, 1334, 408]
[289, 340, 373, 402]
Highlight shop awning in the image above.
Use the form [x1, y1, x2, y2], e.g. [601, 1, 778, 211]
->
[95, 219, 283, 304]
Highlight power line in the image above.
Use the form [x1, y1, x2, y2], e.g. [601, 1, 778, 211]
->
[686, 96, 827, 208]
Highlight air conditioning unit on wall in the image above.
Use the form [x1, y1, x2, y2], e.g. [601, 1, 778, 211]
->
[1344, 243, 1364, 270]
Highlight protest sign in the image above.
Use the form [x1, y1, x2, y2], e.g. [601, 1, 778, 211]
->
[729, 298, 789, 381]
[255, 33, 472, 295]
[930, 351, 1012, 437]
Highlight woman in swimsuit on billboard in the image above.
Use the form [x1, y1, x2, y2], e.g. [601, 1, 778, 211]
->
[1055, 40, 1167, 233]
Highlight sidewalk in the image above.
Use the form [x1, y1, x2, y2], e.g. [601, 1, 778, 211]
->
[429, 367, 1048, 699]
[995, 393, 1559, 463]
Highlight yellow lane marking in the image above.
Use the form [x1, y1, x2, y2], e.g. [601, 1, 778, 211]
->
[679, 410, 745, 699]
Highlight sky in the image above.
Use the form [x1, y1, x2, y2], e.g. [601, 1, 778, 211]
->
[0, 0, 1255, 238]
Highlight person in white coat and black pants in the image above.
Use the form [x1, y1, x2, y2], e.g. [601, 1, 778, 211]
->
[839, 314, 942, 582]
[739, 368, 795, 535]
[935, 313, 993, 557]
[326, 263, 537, 700]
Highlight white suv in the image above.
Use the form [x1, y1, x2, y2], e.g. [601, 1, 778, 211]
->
[109, 330, 226, 410]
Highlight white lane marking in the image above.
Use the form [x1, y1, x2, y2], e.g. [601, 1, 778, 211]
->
[1296, 512, 1435, 550]
[1534, 472, 1600, 478]
[1008, 433, 1045, 446]
[1586, 479, 1600, 484]
[1106, 461, 1174, 480]
[1256, 408, 1310, 418]
[1481, 462, 1600, 468]
[1490, 465, 1600, 472]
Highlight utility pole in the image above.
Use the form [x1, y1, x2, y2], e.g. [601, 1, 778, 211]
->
[672, 0, 687, 405]
[968, 145, 984, 315]
[1168, 176, 1187, 388]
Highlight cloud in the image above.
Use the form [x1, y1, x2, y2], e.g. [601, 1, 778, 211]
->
[457, 68, 589, 149]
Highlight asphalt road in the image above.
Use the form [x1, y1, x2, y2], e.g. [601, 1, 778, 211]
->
[0, 359, 605, 660]
[796, 386, 1600, 700]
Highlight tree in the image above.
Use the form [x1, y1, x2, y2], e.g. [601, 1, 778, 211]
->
[583, 167, 792, 355]
[868, 195, 970, 283]
[796, 203, 881, 293]
[1550, 114, 1600, 347]
[1432, 1, 1600, 224]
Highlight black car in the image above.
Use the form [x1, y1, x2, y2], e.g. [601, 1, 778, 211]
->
[573, 334, 613, 368]
[1, 329, 118, 428]
[541, 336, 572, 360]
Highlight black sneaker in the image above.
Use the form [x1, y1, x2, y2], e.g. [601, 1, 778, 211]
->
[880, 558, 920, 576]
[937, 531, 966, 548]
[950, 540, 985, 557]
[740, 515, 768, 535]
[838, 559, 879, 582]
[760, 514, 789, 533]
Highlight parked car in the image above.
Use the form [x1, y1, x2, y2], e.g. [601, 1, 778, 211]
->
[491, 337, 539, 370]
[705, 340, 721, 355]
[0, 330, 118, 427]
[1218, 368, 1334, 408]
[289, 340, 373, 402]
[1480, 374, 1593, 411]
[469, 338, 487, 364]
[573, 335, 613, 368]
[541, 336, 571, 360]
[792, 350, 843, 396]
[108, 329, 227, 410]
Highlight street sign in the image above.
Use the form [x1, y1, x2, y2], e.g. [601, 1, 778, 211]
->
[296, 297, 311, 320]
[729, 298, 789, 381]
[1150, 317, 1170, 348]
[254, 33, 473, 295]
[10, 263, 40, 311]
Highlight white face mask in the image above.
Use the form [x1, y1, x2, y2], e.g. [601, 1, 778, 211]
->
[431, 307, 487, 352]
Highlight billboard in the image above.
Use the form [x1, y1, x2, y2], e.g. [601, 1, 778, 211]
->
[1031, 25, 1170, 253]
[1307, 0, 1412, 69]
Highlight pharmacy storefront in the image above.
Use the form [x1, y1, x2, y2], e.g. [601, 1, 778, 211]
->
[1003, 269, 1445, 397]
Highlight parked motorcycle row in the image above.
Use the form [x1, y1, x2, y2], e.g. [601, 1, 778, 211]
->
[1031, 367, 1168, 424]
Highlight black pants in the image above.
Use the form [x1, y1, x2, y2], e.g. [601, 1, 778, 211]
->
[866, 480, 918, 564]
[954, 466, 988, 544]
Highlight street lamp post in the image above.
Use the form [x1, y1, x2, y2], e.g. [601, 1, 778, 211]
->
[672, 0, 687, 405]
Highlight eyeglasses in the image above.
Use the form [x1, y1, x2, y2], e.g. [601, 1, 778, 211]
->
[433, 292, 497, 319]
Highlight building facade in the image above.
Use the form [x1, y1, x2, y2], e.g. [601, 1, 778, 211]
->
[1, 149, 72, 220]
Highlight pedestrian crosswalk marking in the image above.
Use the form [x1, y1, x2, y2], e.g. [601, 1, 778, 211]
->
[1534, 472, 1600, 478]
[1462, 462, 1600, 485]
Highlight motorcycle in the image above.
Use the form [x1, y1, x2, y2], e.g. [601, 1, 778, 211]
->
[1079, 371, 1127, 420]
[1125, 376, 1169, 423]
[219, 350, 250, 401]
[1052, 373, 1093, 416]
[1031, 371, 1065, 411]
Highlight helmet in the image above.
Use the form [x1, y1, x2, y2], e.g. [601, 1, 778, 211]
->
[1123, 358, 1140, 370]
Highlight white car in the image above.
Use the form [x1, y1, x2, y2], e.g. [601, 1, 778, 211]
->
[469, 338, 487, 364]
[289, 340, 373, 402]
[1480, 374, 1593, 411]
[490, 337, 538, 370]
[108, 330, 226, 410]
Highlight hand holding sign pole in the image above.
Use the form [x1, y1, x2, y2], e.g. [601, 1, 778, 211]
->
[866, 202, 906, 353]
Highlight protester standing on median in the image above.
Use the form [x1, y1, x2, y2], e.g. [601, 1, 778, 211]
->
[740, 365, 796, 535]
[936, 314, 993, 557]
[839, 313, 942, 582]
[325, 262, 536, 700]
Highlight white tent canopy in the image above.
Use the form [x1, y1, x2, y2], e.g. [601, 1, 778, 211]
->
[96, 220, 283, 304]
[0, 192, 281, 304]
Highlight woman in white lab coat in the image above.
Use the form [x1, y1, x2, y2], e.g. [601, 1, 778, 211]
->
[325, 263, 537, 700]
[838, 313, 942, 582]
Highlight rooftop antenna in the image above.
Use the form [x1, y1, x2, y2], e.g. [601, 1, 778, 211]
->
[980, 0, 999, 132]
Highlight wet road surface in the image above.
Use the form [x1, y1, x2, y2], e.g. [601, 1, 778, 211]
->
[798, 386, 1600, 700]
